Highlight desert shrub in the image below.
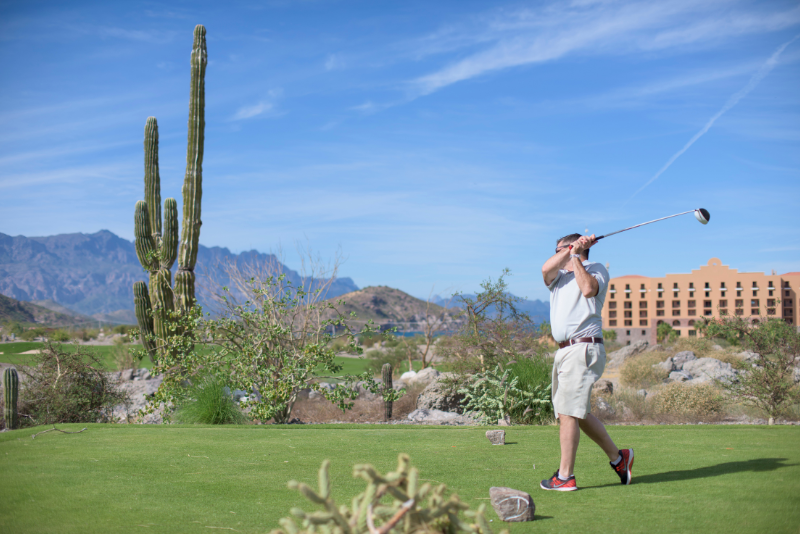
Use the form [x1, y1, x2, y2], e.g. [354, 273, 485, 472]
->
[18, 342, 129, 426]
[112, 339, 139, 371]
[602, 329, 617, 342]
[366, 344, 407, 375]
[669, 336, 716, 358]
[173, 375, 248, 425]
[506, 356, 554, 424]
[458, 364, 551, 425]
[21, 327, 46, 341]
[50, 329, 71, 342]
[610, 388, 652, 420]
[71, 328, 99, 342]
[620, 354, 668, 389]
[112, 324, 136, 335]
[651, 383, 724, 418]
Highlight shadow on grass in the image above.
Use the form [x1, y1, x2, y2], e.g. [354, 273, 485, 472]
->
[584, 457, 793, 489]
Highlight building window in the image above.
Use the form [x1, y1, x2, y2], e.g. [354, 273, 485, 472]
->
[626, 330, 631, 335]
[735, 309, 744, 316]
[657, 310, 665, 316]
[786, 290, 791, 297]
[752, 290, 757, 297]
[767, 299, 775, 307]
[624, 302, 632, 309]
[688, 320, 695, 326]
[737, 290, 742, 297]
[721, 282, 726, 289]
[656, 301, 665, 308]
[719, 300, 728, 307]
[751, 299, 760, 307]
[657, 320, 664, 326]
[687, 309, 696, 316]
[689, 282, 694, 289]
[625, 284, 630, 290]
[688, 330, 696, 336]
[639, 301, 647, 308]
[704, 300, 712, 308]
[672, 300, 680, 308]
[704, 310, 713, 316]
[674, 291, 679, 298]
[640, 320, 647, 326]
[736, 282, 742, 289]
[639, 311, 648, 318]
[735, 299, 743, 307]
[785, 299, 793, 306]
[784, 308, 793, 316]
[672, 320, 680, 327]
[624, 311, 632, 318]
[609, 311, 617, 318]
[767, 308, 776, 316]
[672, 310, 680, 316]
[751, 309, 759, 316]
[705, 291, 710, 297]
[704, 282, 709, 289]
[769, 290, 773, 297]
[609, 320, 617, 326]
[626, 292, 630, 299]
[625, 321, 632, 326]
[688, 300, 696, 308]
[786, 281, 791, 288]
[720, 309, 728, 316]
[752, 319, 759, 325]
[785, 318, 794, 325]
[768, 281, 774, 289]
[674, 282, 679, 289]
[609, 301, 617, 309]
[721, 291, 726, 298]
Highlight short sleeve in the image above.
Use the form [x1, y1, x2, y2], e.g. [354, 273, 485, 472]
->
[588, 264, 609, 297]
[547, 270, 563, 291]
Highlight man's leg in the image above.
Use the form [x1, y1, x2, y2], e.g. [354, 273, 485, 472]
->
[558, 414, 580, 477]
[578, 413, 619, 461]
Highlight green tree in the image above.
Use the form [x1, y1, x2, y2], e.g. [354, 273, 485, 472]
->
[704, 316, 800, 420]
[657, 322, 677, 343]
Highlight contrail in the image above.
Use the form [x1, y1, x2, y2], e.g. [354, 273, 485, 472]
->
[627, 34, 799, 202]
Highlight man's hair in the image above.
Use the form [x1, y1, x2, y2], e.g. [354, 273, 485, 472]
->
[557, 233, 589, 260]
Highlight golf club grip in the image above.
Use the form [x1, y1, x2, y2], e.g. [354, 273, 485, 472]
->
[568, 235, 603, 251]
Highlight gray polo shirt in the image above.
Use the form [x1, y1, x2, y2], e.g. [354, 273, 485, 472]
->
[547, 261, 609, 343]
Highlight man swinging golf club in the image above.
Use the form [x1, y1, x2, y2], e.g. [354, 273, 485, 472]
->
[540, 233, 633, 491]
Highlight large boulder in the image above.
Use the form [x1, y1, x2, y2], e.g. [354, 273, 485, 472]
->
[416, 373, 465, 413]
[607, 340, 649, 369]
[672, 351, 697, 370]
[683, 358, 737, 384]
[406, 367, 440, 387]
[406, 409, 477, 425]
[655, 358, 676, 373]
[667, 370, 692, 383]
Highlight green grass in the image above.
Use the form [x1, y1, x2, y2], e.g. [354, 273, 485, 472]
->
[1, 424, 798, 533]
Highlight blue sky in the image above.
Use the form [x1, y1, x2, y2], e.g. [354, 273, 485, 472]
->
[1, 0, 799, 302]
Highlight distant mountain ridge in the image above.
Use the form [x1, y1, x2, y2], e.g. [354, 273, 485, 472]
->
[0, 231, 359, 317]
[431, 293, 550, 323]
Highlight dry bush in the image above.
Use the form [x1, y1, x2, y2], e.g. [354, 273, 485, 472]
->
[651, 383, 724, 419]
[668, 337, 717, 359]
[291, 385, 425, 423]
[620, 354, 669, 389]
[709, 350, 750, 370]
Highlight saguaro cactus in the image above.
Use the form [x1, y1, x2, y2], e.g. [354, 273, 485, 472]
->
[382, 363, 393, 420]
[133, 25, 207, 362]
[3, 367, 19, 430]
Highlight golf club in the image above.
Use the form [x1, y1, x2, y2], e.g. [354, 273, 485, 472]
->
[569, 208, 710, 250]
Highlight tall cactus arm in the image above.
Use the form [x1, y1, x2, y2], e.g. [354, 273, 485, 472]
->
[178, 24, 206, 273]
[3, 367, 19, 430]
[174, 270, 196, 313]
[144, 117, 162, 240]
[161, 198, 178, 269]
[134, 201, 157, 271]
[133, 281, 158, 363]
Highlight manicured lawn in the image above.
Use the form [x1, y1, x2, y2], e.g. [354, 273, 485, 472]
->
[1, 424, 798, 533]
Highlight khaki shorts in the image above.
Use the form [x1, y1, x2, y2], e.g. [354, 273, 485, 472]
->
[551, 342, 606, 419]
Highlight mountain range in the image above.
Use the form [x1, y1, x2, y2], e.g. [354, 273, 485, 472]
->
[0, 230, 358, 321]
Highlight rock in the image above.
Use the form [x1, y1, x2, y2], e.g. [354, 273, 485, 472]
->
[636, 389, 648, 398]
[416, 373, 465, 413]
[400, 370, 417, 380]
[407, 367, 440, 386]
[738, 351, 761, 364]
[593, 379, 614, 395]
[672, 351, 697, 370]
[654, 358, 676, 373]
[645, 344, 668, 353]
[489, 487, 535, 522]
[667, 370, 692, 382]
[406, 409, 477, 425]
[119, 368, 134, 381]
[486, 430, 505, 445]
[711, 344, 724, 351]
[354, 381, 381, 401]
[595, 397, 614, 415]
[682, 358, 736, 384]
[498, 415, 511, 426]
[607, 340, 649, 369]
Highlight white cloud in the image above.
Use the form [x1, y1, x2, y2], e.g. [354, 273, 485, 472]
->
[410, 1, 800, 96]
[233, 102, 274, 120]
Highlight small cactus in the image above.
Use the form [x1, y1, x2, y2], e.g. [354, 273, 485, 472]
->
[272, 454, 506, 534]
[3, 367, 19, 430]
[382, 363, 393, 420]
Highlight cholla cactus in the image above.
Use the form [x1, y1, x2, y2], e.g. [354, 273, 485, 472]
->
[133, 25, 206, 362]
[272, 454, 506, 534]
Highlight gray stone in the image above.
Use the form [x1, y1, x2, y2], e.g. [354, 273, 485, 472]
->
[406, 409, 477, 425]
[738, 351, 761, 364]
[119, 368, 134, 381]
[486, 430, 505, 445]
[644, 343, 667, 353]
[595, 397, 615, 415]
[607, 340, 649, 369]
[711, 344, 724, 351]
[636, 389, 648, 398]
[416, 373, 465, 413]
[672, 351, 697, 370]
[498, 415, 511, 426]
[489, 487, 535, 522]
[593, 379, 614, 395]
[668, 370, 692, 382]
[407, 367, 440, 386]
[654, 358, 676, 373]
[682, 358, 736, 384]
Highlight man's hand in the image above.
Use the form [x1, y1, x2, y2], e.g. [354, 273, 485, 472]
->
[570, 234, 596, 256]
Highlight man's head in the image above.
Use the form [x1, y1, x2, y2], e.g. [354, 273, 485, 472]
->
[556, 233, 589, 260]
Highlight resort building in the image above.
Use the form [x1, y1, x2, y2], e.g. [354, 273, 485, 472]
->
[602, 258, 800, 345]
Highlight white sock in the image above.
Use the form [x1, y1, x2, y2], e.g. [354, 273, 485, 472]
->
[611, 454, 622, 466]
[557, 471, 571, 481]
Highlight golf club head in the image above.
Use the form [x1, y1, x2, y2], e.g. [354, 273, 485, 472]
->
[695, 208, 710, 225]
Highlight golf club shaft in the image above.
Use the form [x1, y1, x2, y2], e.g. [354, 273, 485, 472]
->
[569, 209, 698, 250]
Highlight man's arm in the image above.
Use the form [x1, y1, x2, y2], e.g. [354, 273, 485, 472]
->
[570, 235, 598, 297]
[542, 247, 571, 286]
